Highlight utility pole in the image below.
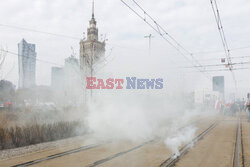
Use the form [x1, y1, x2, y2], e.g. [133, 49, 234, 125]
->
[144, 34, 154, 56]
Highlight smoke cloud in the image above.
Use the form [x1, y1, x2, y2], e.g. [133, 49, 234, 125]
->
[164, 125, 197, 157]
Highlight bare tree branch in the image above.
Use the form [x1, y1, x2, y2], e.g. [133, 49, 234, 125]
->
[0, 46, 7, 80]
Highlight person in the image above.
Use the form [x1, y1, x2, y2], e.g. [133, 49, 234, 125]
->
[247, 100, 250, 122]
[215, 99, 221, 113]
[5, 101, 12, 111]
[229, 102, 239, 117]
[240, 99, 245, 112]
[220, 103, 225, 114]
[245, 99, 248, 111]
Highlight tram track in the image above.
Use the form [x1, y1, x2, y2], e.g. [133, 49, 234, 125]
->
[233, 115, 242, 167]
[11, 142, 108, 167]
[159, 121, 218, 167]
[240, 121, 245, 167]
[239, 113, 246, 167]
[159, 114, 246, 167]
[86, 139, 157, 167]
[233, 113, 246, 167]
[10, 117, 212, 167]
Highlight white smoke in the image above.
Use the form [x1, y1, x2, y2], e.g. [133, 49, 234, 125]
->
[86, 93, 162, 141]
[85, 86, 202, 143]
[164, 125, 197, 157]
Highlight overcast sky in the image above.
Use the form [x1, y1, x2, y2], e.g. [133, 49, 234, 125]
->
[0, 0, 250, 98]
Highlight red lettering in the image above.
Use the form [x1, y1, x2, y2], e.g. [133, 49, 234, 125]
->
[97, 79, 106, 89]
[115, 79, 124, 89]
[106, 78, 114, 89]
[86, 77, 97, 89]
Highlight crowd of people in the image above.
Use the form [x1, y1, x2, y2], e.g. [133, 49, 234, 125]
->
[0, 101, 12, 111]
[215, 97, 250, 121]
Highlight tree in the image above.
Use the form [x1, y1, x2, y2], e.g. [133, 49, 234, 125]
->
[0, 80, 15, 101]
[0, 47, 6, 79]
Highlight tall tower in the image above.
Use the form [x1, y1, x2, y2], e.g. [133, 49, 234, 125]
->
[79, 0, 105, 76]
[18, 39, 36, 88]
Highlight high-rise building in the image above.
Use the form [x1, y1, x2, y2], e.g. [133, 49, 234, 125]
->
[51, 56, 79, 91]
[51, 56, 82, 106]
[18, 39, 36, 88]
[64, 56, 79, 90]
[51, 67, 64, 90]
[79, 0, 105, 76]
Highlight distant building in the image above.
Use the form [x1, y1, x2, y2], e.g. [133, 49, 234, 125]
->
[212, 76, 224, 95]
[51, 56, 82, 107]
[79, 0, 105, 76]
[64, 56, 79, 89]
[18, 39, 36, 88]
[194, 90, 220, 104]
[51, 67, 64, 90]
[64, 56, 81, 105]
[65, 56, 79, 71]
[51, 56, 79, 91]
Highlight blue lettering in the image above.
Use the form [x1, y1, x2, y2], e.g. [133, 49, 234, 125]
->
[145, 79, 155, 89]
[137, 79, 146, 89]
[126, 77, 136, 89]
[155, 78, 163, 89]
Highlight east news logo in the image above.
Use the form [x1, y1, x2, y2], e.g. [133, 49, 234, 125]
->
[86, 77, 163, 89]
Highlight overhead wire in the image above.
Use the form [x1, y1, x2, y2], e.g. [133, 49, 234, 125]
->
[0, 49, 63, 67]
[0, 8, 249, 81]
[120, 0, 212, 79]
[184, 61, 250, 68]
[210, 0, 237, 91]
[1, 23, 250, 61]
[0, 24, 80, 40]
[193, 45, 250, 55]
[202, 67, 250, 72]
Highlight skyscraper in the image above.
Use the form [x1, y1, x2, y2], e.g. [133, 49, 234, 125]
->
[18, 39, 36, 88]
[51, 67, 64, 90]
[79, 0, 105, 76]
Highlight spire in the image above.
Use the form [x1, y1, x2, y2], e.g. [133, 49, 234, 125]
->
[92, 0, 94, 18]
[87, 0, 98, 41]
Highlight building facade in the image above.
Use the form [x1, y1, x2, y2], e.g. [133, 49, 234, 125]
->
[51, 56, 80, 90]
[51, 67, 64, 90]
[18, 39, 36, 88]
[79, 1, 105, 76]
[51, 55, 82, 107]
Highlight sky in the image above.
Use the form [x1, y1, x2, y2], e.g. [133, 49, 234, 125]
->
[0, 0, 250, 98]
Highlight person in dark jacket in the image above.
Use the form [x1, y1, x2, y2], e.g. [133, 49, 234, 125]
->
[247, 100, 250, 122]
[229, 102, 239, 116]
